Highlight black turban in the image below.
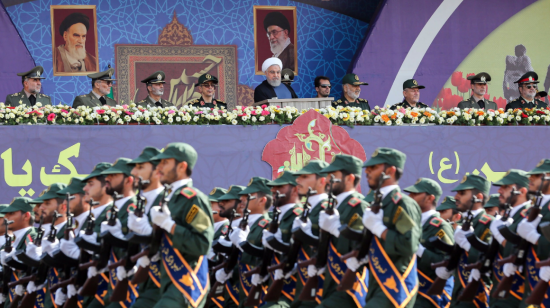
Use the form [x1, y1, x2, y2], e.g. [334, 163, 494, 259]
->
[263, 11, 290, 32]
[59, 12, 90, 36]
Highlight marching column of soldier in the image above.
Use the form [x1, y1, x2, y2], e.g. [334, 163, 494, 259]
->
[0, 142, 549, 308]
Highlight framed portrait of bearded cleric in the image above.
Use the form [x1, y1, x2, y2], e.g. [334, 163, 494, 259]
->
[50, 5, 99, 76]
[254, 6, 297, 75]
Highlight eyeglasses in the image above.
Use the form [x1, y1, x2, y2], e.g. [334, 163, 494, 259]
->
[524, 84, 537, 89]
[320, 85, 331, 89]
[266, 29, 285, 37]
[100, 80, 113, 85]
[201, 83, 217, 88]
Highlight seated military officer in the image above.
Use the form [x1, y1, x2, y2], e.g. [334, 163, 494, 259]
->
[506, 71, 548, 110]
[332, 73, 370, 110]
[4, 66, 51, 107]
[390, 79, 428, 109]
[187, 73, 227, 108]
[137, 71, 174, 108]
[457, 72, 497, 109]
[72, 67, 117, 108]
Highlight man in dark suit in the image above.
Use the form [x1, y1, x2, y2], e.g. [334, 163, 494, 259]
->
[457, 72, 497, 110]
[263, 11, 294, 71]
[254, 57, 298, 103]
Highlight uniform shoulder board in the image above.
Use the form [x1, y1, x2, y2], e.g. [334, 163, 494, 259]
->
[217, 99, 224, 103]
[479, 214, 492, 225]
[139, 99, 145, 103]
[221, 224, 229, 235]
[336, 99, 342, 103]
[127, 203, 136, 213]
[359, 98, 367, 102]
[391, 191, 402, 204]
[258, 218, 269, 228]
[25, 234, 33, 245]
[348, 197, 361, 207]
[520, 208, 528, 218]
[42, 94, 50, 97]
[293, 208, 303, 216]
[320, 201, 329, 209]
[11, 93, 17, 96]
[181, 187, 197, 199]
[79, 95, 86, 97]
[430, 217, 442, 227]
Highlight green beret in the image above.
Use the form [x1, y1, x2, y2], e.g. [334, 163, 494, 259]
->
[208, 187, 228, 202]
[30, 183, 67, 204]
[218, 185, 245, 201]
[267, 171, 297, 186]
[240, 177, 272, 195]
[527, 159, 550, 175]
[101, 158, 134, 176]
[403, 177, 442, 203]
[321, 154, 363, 176]
[451, 174, 490, 195]
[493, 169, 529, 188]
[152, 142, 198, 170]
[436, 196, 457, 211]
[484, 194, 500, 208]
[2, 197, 34, 214]
[294, 160, 329, 177]
[363, 147, 406, 169]
[129, 147, 161, 166]
[58, 177, 86, 196]
[83, 162, 113, 181]
[0, 205, 8, 218]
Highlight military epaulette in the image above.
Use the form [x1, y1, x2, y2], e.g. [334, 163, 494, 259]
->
[520, 208, 528, 218]
[391, 191, 402, 204]
[358, 98, 368, 102]
[24, 234, 33, 245]
[139, 99, 145, 103]
[335, 99, 342, 103]
[293, 208, 303, 216]
[127, 203, 136, 213]
[320, 201, 329, 209]
[216, 99, 224, 103]
[40, 94, 50, 98]
[258, 218, 269, 228]
[79, 95, 86, 97]
[221, 224, 229, 235]
[430, 217, 442, 227]
[181, 187, 197, 199]
[348, 197, 361, 207]
[11, 93, 18, 97]
[479, 214, 492, 225]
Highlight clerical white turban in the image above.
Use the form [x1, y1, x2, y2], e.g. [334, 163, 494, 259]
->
[262, 57, 283, 73]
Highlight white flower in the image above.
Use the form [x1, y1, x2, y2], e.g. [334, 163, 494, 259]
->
[374, 115, 380, 122]
[117, 119, 123, 124]
[193, 116, 199, 122]
[231, 119, 238, 125]
[103, 116, 109, 121]
[36, 102, 42, 107]
[252, 116, 257, 122]
[176, 117, 181, 122]
[168, 117, 173, 123]
[385, 120, 392, 126]
[419, 118, 425, 124]
[259, 116, 265, 121]
[478, 116, 484, 121]
[515, 116, 521, 121]
[74, 119, 79, 124]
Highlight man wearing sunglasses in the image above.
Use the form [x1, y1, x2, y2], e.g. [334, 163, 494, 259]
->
[314, 76, 331, 98]
[457, 72, 497, 110]
[390, 79, 429, 110]
[188, 73, 227, 108]
[506, 71, 548, 110]
[72, 67, 117, 108]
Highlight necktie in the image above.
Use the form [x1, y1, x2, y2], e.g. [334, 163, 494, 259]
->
[99, 96, 107, 105]
[477, 100, 485, 109]
[29, 95, 36, 106]
[155, 101, 162, 107]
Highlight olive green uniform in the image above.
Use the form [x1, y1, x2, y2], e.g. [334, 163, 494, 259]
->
[457, 96, 497, 110]
[316, 191, 368, 308]
[72, 91, 117, 108]
[390, 100, 428, 110]
[137, 96, 174, 108]
[363, 188, 422, 308]
[415, 213, 455, 308]
[450, 210, 494, 308]
[4, 227, 37, 308]
[505, 97, 547, 111]
[188, 96, 227, 109]
[4, 90, 51, 107]
[331, 97, 370, 111]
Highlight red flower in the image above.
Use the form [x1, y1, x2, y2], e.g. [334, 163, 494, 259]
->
[47, 113, 56, 121]
[7, 107, 15, 109]
[96, 110, 105, 114]
[451, 71, 463, 87]
[458, 79, 470, 94]
[521, 113, 528, 118]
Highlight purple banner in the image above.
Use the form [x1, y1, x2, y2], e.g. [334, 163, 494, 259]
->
[1, 125, 549, 203]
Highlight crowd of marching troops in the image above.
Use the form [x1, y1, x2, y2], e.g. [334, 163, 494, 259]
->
[2, 142, 550, 308]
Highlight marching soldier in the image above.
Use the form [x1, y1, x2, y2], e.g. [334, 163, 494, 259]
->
[58, 177, 91, 234]
[457, 73, 497, 110]
[148, 142, 214, 308]
[362, 148, 421, 308]
[207, 187, 229, 262]
[137, 71, 174, 108]
[436, 196, 462, 229]
[404, 178, 454, 308]
[489, 169, 530, 308]
[390, 79, 429, 110]
[434, 174, 494, 308]
[484, 194, 501, 217]
[72, 68, 117, 108]
[332, 74, 370, 111]
[4, 66, 51, 107]
[315, 154, 368, 308]
[187, 74, 227, 108]
[505, 71, 548, 110]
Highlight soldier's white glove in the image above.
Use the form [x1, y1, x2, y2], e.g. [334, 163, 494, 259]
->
[217, 237, 233, 248]
[14, 285, 24, 296]
[0, 294, 5, 304]
[128, 212, 153, 235]
[261, 230, 283, 254]
[215, 268, 231, 284]
[274, 269, 284, 280]
[151, 252, 161, 262]
[319, 209, 341, 237]
[150, 206, 175, 233]
[116, 266, 127, 281]
[26, 281, 37, 293]
[363, 209, 387, 238]
[136, 256, 150, 268]
[307, 265, 325, 277]
[251, 274, 269, 286]
[300, 218, 316, 238]
[292, 217, 304, 231]
[345, 256, 368, 272]
[490, 218, 513, 244]
[540, 266, 550, 282]
[1, 250, 13, 266]
[60, 238, 80, 260]
[79, 230, 98, 244]
[54, 288, 67, 305]
[454, 227, 473, 251]
[503, 263, 517, 277]
[517, 216, 542, 245]
[229, 226, 249, 247]
[26, 243, 42, 261]
[416, 244, 426, 258]
[42, 239, 59, 256]
[435, 267, 453, 280]
[87, 266, 97, 279]
[468, 268, 481, 282]
[100, 219, 125, 239]
[67, 284, 77, 299]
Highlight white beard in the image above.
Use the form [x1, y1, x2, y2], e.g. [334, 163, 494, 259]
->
[152, 88, 164, 96]
[268, 79, 281, 87]
[270, 36, 287, 55]
[66, 43, 86, 61]
[346, 88, 359, 100]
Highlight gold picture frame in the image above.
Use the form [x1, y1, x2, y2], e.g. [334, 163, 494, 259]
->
[254, 6, 297, 75]
[50, 5, 99, 76]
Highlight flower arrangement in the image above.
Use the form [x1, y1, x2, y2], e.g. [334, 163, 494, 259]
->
[1, 102, 549, 127]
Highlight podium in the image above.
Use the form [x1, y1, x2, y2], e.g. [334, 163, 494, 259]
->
[254, 98, 333, 109]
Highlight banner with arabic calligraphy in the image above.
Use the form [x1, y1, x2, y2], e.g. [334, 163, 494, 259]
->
[1, 124, 548, 203]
